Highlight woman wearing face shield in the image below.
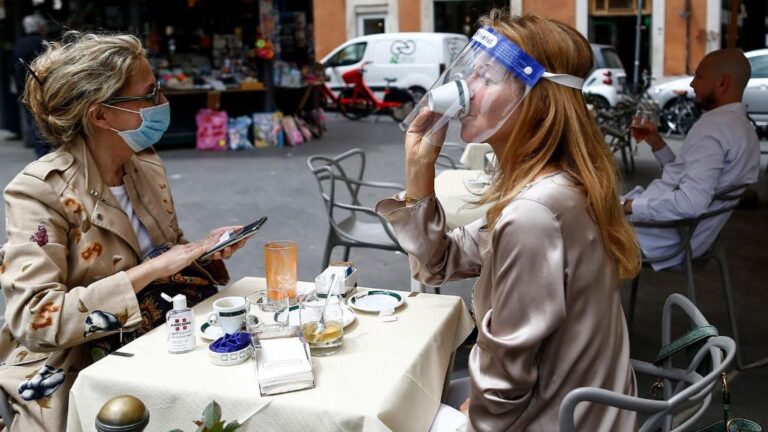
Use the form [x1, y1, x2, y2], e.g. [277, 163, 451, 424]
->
[377, 12, 640, 431]
[0, 33, 246, 431]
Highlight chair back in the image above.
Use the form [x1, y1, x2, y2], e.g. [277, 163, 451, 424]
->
[632, 183, 751, 264]
[308, 148, 367, 208]
[600, 125, 630, 153]
[559, 294, 737, 432]
[307, 148, 402, 247]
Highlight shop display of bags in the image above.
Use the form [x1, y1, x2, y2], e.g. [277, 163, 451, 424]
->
[228, 116, 253, 150]
[252, 113, 273, 148]
[271, 112, 286, 148]
[196, 109, 229, 151]
[195, 108, 321, 151]
[282, 115, 304, 146]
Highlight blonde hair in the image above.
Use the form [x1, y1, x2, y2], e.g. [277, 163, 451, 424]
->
[22, 31, 145, 147]
[478, 12, 640, 280]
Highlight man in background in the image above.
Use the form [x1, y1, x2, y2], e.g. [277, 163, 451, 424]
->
[12, 14, 49, 158]
[623, 49, 760, 269]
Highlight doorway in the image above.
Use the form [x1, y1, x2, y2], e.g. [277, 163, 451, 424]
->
[357, 13, 386, 36]
[590, 15, 651, 84]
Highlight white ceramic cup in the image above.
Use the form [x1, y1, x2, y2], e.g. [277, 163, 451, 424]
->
[207, 296, 247, 335]
[427, 79, 470, 118]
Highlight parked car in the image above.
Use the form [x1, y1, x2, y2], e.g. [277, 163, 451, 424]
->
[320, 32, 469, 102]
[582, 43, 628, 109]
[648, 48, 768, 125]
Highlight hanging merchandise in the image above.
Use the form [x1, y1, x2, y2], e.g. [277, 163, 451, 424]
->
[196, 109, 228, 151]
[252, 34, 275, 60]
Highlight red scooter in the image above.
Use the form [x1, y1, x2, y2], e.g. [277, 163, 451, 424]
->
[323, 61, 414, 121]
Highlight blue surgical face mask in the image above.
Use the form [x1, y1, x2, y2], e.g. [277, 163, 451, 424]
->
[101, 102, 171, 152]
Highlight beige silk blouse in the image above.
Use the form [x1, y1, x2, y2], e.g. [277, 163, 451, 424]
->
[377, 173, 637, 431]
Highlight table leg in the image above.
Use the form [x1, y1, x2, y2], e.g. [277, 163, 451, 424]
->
[410, 278, 426, 293]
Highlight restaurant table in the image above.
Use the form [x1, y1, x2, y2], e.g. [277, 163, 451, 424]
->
[434, 169, 491, 229]
[67, 277, 475, 432]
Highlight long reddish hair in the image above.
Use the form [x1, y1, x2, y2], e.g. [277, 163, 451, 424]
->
[478, 11, 640, 280]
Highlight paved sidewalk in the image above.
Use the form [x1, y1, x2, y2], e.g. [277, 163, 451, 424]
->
[1, 115, 767, 425]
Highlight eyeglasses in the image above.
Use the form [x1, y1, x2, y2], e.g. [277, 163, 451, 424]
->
[104, 81, 162, 106]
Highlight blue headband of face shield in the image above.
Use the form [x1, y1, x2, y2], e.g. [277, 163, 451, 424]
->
[469, 26, 584, 90]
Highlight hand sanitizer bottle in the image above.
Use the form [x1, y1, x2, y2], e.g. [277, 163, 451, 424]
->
[160, 293, 196, 354]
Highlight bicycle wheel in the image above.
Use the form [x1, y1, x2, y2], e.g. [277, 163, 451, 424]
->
[384, 88, 415, 122]
[338, 88, 375, 120]
[672, 98, 700, 135]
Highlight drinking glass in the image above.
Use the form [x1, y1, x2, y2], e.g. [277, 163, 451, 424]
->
[245, 288, 292, 340]
[265, 241, 298, 303]
[299, 291, 344, 356]
[631, 109, 654, 155]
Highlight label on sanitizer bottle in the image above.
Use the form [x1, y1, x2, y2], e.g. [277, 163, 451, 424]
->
[166, 309, 196, 354]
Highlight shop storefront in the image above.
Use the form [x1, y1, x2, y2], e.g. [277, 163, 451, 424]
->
[0, 0, 324, 149]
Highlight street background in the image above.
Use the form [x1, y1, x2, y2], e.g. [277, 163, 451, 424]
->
[1, 114, 767, 425]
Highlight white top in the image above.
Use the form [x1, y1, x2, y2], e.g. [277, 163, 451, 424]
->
[624, 102, 760, 269]
[108, 185, 154, 257]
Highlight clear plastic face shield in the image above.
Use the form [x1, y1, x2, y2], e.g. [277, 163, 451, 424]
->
[401, 26, 585, 146]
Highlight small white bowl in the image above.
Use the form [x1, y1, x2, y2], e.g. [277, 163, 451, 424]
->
[208, 344, 253, 367]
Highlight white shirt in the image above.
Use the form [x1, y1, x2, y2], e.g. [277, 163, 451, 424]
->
[624, 102, 760, 269]
[108, 185, 154, 257]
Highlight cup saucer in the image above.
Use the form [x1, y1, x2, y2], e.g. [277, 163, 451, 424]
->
[199, 322, 225, 341]
[199, 321, 247, 341]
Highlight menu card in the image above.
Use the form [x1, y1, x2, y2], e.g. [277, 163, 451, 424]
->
[255, 336, 314, 396]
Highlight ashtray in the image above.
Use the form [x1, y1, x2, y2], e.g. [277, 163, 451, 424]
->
[208, 332, 253, 366]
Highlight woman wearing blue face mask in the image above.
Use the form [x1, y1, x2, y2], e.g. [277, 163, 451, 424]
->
[0, 32, 245, 431]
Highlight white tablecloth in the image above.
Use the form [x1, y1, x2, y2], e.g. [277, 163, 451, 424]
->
[434, 170, 491, 229]
[67, 277, 474, 432]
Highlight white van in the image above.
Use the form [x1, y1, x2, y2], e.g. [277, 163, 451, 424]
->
[320, 32, 469, 101]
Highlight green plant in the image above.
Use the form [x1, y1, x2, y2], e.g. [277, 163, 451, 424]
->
[169, 400, 241, 432]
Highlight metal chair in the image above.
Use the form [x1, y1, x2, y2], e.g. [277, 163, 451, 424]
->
[308, 148, 405, 269]
[560, 293, 737, 432]
[601, 125, 635, 174]
[628, 184, 750, 369]
[308, 149, 441, 294]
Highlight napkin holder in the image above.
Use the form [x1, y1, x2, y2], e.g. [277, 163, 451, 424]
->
[254, 328, 315, 396]
[316, 263, 358, 297]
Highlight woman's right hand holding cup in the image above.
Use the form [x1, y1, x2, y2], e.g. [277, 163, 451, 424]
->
[404, 108, 447, 202]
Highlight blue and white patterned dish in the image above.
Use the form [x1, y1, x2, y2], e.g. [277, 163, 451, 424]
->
[208, 344, 253, 366]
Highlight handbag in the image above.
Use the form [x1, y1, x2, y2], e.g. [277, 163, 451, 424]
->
[88, 246, 219, 361]
[692, 373, 762, 432]
[651, 326, 762, 432]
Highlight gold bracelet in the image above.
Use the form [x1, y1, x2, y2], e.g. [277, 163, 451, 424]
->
[405, 195, 421, 206]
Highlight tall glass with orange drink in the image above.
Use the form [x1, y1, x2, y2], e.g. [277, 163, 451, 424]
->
[264, 241, 298, 303]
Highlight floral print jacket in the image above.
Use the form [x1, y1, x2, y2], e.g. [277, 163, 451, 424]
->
[0, 138, 228, 431]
